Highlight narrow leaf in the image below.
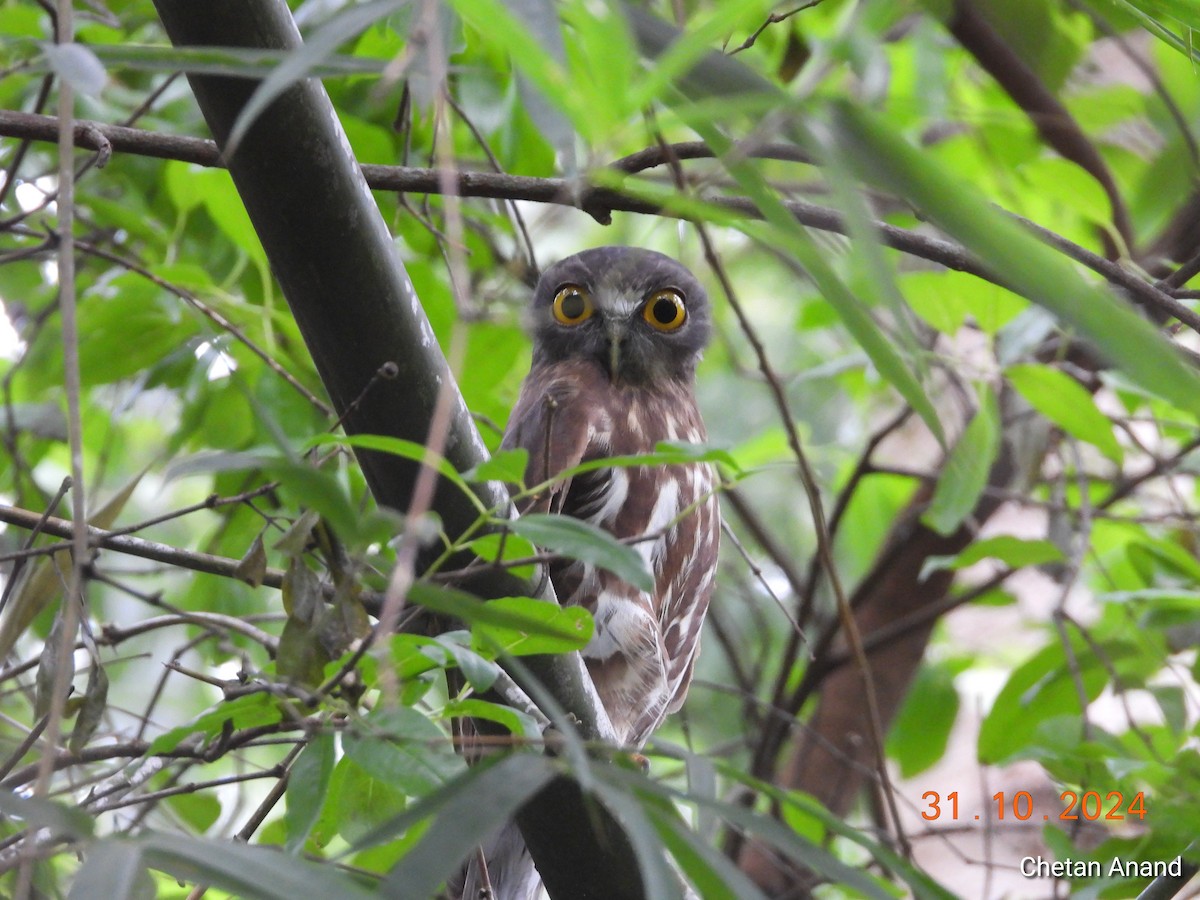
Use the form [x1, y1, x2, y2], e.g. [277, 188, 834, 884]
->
[341, 707, 464, 796]
[308, 433, 485, 514]
[922, 387, 1001, 536]
[80, 43, 389, 78]
[977, 640, 1109, 764]
[603, 764, 893, 899]
[688, 118, 946, 445]
[461, 447, 529, 485]
[507, 513, 654, 593]
[922, 536, 1065, 578]
[285, 732, 336, 853]
[0, 792, 94, 839]
[1007, 363, 1123, 463]
[406, 583, 593, 648]
[435, 633, 500, 691]
[585, 780, 685, 900]
[441, 698, 540, 738]
[643, 804, 768, 900]
[379, 754, 558, 897]
[886, 664, 960, 777]
[225, 0, 406, 154]
[146, 693, 282, 756]
[69, 840, 150, 900]
[138, 832, 375, 900]
[829, 101, 1200, 418]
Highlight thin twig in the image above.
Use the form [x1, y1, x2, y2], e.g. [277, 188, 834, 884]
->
[729, 1, 826, 55]
[29, 1, 83, 863]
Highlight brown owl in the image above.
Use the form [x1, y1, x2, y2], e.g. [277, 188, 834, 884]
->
[502, 245, 721, 746]
[456, 247, 720, 900]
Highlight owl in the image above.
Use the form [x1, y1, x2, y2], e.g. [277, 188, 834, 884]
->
[501, 245, 721, 747]
[455, 247, 721, 899]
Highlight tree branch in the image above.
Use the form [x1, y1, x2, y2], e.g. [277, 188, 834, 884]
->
[5, 107, 1199, 336]
[945, 0, 1134, 253]
[146, 2, 635, 897]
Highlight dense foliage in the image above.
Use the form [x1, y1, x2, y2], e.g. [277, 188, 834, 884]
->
[1, 0, 1199, 897]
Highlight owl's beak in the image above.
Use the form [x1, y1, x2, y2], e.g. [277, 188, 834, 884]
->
[604, 318, 627, 385]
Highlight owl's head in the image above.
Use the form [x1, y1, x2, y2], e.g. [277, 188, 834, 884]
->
[528, 247, 712, 386]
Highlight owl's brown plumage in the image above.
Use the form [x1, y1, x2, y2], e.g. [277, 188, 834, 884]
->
[502, 246, 720, 746]
[456, 247, 721, 900]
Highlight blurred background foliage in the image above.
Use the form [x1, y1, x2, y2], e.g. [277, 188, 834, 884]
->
[1, 0, 1200, 897]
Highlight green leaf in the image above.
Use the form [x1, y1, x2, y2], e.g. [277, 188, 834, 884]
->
[69, 840, 152, 900]
[602, 763, 896, 899]
[326, 757, 409, 846]
[406, 583, 593, 650]
[307, 433, 485, 514]
[173, 165, 266, 264]
[1007, 363, 1123, 464]
[468, 531, 538, 581]
[447, 0, 573, 124]
[146, 693, 283, 756]
[687, 117, 947, 447]
[506, 513, 654, 593]
[435, 633, 500, 691]
[389, 633, 455, 682]
[0, 792, 94, 840]
[539, 441, 739, 486]
[817, 120, 938, 434]
[162, 449, 274, 482]
[643, 804, 769, 900]
[922, 386, 1001, 536]
[341, 707, 465, 797]
[137, 832, 375, 900]
[1127, 536, 1200, 585]
[441, 698, 541, 737]
[900, 270, 1026, 336]
[268, 460, 362, 547]
[978, 639, 1109, 764]
[887, 664, 961, 777]
[379, 754, 558, 898]
[572, 774, 685, 900]
[79, 42, 390, 78]
[166, 793, 221, 834]
[499, 0, 579, 158]
[285, 733, 336, 853]
[226, 0, 405, 154]
[923, 536, 1065, 577]
[469, 595, 593, 655]
[78, 277, 191, 387]
[462, 447, 529, 484]
[829, 101, 1200, 418]
[1099, 0, 1200, 61]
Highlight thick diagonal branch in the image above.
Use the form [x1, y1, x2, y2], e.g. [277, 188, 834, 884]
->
[148, 1, 637, 896]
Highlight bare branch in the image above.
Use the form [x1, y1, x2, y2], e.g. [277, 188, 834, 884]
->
[5, 108, 1196, 337]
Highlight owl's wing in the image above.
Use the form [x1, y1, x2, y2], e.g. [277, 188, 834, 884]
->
[500, 369, 597, 516]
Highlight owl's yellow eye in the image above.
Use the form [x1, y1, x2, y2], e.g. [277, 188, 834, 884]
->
[643, 290, 687, 331]
[552, 285, 593, 325]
